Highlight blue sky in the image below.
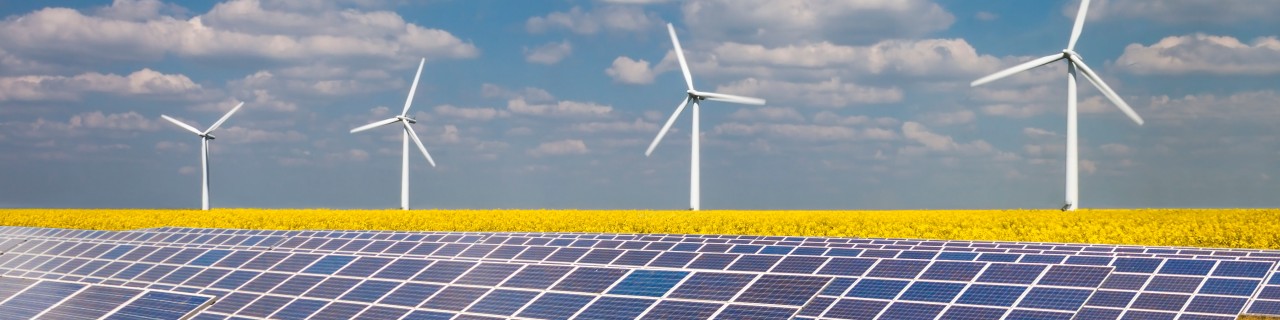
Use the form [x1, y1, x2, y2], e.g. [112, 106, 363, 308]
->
[2, 0, 1279, 209]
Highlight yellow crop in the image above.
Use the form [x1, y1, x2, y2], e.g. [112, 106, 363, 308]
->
[1, 208, 1279, 250]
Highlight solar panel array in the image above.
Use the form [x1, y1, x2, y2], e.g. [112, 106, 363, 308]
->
[1, 226, 1278, 319]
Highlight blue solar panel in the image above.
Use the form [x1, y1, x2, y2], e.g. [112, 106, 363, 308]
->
[609, 270, 687, 297]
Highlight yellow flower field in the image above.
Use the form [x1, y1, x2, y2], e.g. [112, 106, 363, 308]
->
[2, 208, 1279, 249]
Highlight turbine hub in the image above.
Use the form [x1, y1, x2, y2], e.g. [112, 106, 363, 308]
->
[398, 116, 417, 124]
[203, 134, 215, 140]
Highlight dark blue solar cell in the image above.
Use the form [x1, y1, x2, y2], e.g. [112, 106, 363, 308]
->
[847, 279, 909, 300]
[1020, 254, 1065, 264]
[798, 297, 835, 317]
[240, 251, 288, 270]
[936, 252, 979, 261]
[379, 283, 441, 307]
[920, 261, 984, 282]
[1130, 292, 1191, 311]
[1016, 287, 1092, 311]
[1100, 273, 1149, 290]
[687, 253, 737, 270]
[670, 272, 754, 300]
[552, 267, 627, 293]
[459, 244, 498, 258]
[372, 259, 431, 280]
[1249, 300, 1280, 315]
[609, 270, 688, 297]
[271, 275, 325, 296]
[546, 248, 590, 262]
[826, 248, 862, 257]
[649, 252, 698, 268]
[432, 243, 470, 256]
[1213, 261, 1273, 278]
[311, 302, 367, 319]
[1064, 255, 1112, 266]
[104, 291, 211, 320]
[467, 289, 538, 316]
[793, 247, 827, 256]
[271, 299, 328, 320]
[189, 250, 231, 266]
[33, 285, 138, 320]
[1199, 278, 1260, 296]
[729, 245, 762, 254]
[671, 243, 702, 251]
[164, 248, 206, 265]
[728, 255, 781, 272]
[1073, 307, 1123, 320]
[715, 304, 797, 319]
[1120, 310, 1178, 320]
[615, 251, 660, 266]
[304, 278, 362, 299]
[98, 245, 136, 260]
[1037, 265, 1111, 288]
[412, 261, 475, 283]
[817, 258, 875, 277]
[860, 249, 898, 258]
[879, 302, 944, 320]
[641, 301, 721, 320]
[335, 257, 393, 277]
[736, 275, 829, 306]
[772, 256, 826, 274]
[213, 251, 259, 268]
[356, 306, 411, 319]
[577, 297, 655, 320]
[408, 242, 442, 255]
[1004, 309, 1073, 320]
[823, 299, 888, 319]
[899, 282, 966, 303]
[1159, 259, 1215, 276]
[302, 255, 355, 275]
[1184, 295, 1247, 315]
[402, 311, 457, 320]
[157, 266, 202, 284]
[518, 293, 593, 320]
[422, 286, 489, 311]
[976, 263, 1044, 284]
[1112, 257, 1163, 273]
[938, 306, 1007, 320]
[341, 280, 400, 303]
[898, 251, 937, 260]
[502, 265, 572, 289]
[1084, 290, 1135, 307]
[210, 270, 259, 290]
[956, 284, 1025, 307]
[1144, 275, 1203, 293]
[579, 249, 624, 264]
[821, 278, 856, 296]
[866, 259, 929, 279]
[205, 292, 256, 314]
[456, 263, 522, 286]
[976, 253, 1019, 262]
[760, 246, 795, 255]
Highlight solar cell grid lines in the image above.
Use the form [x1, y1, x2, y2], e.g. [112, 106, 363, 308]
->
[1, 227, 1280, 319]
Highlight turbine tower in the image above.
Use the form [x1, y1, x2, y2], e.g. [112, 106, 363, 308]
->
[971, 0, 1143, 211]
[351, 58, 436, 210]
[646, 23, 767, 211]
[161, 101, 245, 211]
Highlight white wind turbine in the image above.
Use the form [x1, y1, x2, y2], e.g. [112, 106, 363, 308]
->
[351, 58, 436, 210]
[161, 101, 245, 211]
[646, 23, 767, 211]
[971, 0, 1143, 211]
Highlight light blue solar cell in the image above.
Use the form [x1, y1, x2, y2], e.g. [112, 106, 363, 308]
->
[1184, 295, 1247, 315]
[715, 304, 797, 319]
[1159, 259, 1215, 276]
[412, 260, 475, 283]
[467, 289, 537, 316]
[271, 299, 328, 320]
[372, 259, 431, 280]
[1085, 290, 1135, 307]
[866, 259, 929, 279]
[956, 284, 1026, 307]
[502, 265, 572, 289]
[1132, 293, 1192, 312]
[920, 261, 984, 282]
[1016, 287, 1092, 311]
[898, 251, 938, 260]
[728, 255, 781, 272]
[847, 279, 909, 300]
[104, 291, 210, 320]
[553, 267, 628, 293]
[687, 253, 737, 270]
[899, 282, 966, 303]
[576, 297, 655, 320]
[422, 286, 488, 311]
[1064, 255, 1112, 266]
[189, 250, 231, 266]
[938, 306, 1007, 320]
[822, 278, 856, 296]
[1004, 309, 1073, 320]
[1199, 278, 1260, 296]
[303, 277, 361, 299]
[301, 255, 354, 275]
[825, 248, 863, 257]
[1037, 265, 1111, 288]
[976, 263, 1044, 284]
[341, 280, 400, 303]
[976, 253, 1019, 262]
[518, 293, 593, 320]
[670, 272, 754, 300]
[823, 299, 888, 319]
[736, 275, 829, 306]
[729, 245, 762, 254]
[641, 301, 722, 320]
[792, 247, 828, 256]
[760, 246, 795, 255]
[936, 252, 979, 261]
[609, 270, 688, 297]
[649, 252, 698, 268]
[1213, 261, 1273, 278]
[879, 302, 945, 320]
[98, 245, 136, 260]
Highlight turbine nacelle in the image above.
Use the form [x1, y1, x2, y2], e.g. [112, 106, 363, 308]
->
[201, 134, 216, 140]
[397, 116, 417, 124]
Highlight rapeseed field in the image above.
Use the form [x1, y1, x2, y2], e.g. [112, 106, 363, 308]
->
[2, 208, 1279, 249]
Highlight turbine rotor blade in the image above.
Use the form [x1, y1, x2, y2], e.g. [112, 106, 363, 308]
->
[1067, 0, 1091, 51]
[694, 91, 766, 105]
[205, 101, 245, 134]
[971, 53, 1065, 87]
[1071, 58, 1144, 125]
[667, 23, 695, 90]
[401, 58, 426, 116]
[161, 115, 203, 135]
[350, 117, 402, 133]
[646, 97, 690, 156]
[402, 122, 436, 167]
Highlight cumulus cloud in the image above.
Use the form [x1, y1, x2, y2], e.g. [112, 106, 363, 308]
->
[434, 105, 508, 122]
[70, 111, 161, 131]
[728, 107, 806, 122]
[524, 40, 573, 65]
[527, 6, 661, 35]
[900, 121, 994, 155]
[605, 56, 658, 84]
[1143, 90, 1280, 123]
[680, 0, 954, 45]
[569, 119, 658, 133]
[716, 77, 902, 108]
[1117, 34, 1280, 75]
[507, 99, 613, 118]
[715, 123, 896, 141]
[217, 126, 306, 144]
[712, 39, 1003, 77]
[0, 69, 201, 102]
[921, 110, 976, 126]
[528, 139, 589, 157]
[1077, 0, 1280, 25]
[480, 84, 555, 103]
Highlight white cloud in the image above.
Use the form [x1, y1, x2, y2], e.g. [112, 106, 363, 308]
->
[0, 69, 201, 102]
[712, 39, 1003, 77]
[680, 0, 954, 45]
[434, 105, 508, 121]
[921, 110, 975, 126]
[528, 139, 589, 157]
[1100, 143, 1132, 155]
[70, 111, 161, 131]
[527, 6, 661, 35]
[1144, 90, 1280, 123]
[507, 98, 613, 118]
[716, 77, 902, 108]
[217, 126, 306, 144]
[728, 107, 805, 122]
[812, 111, 898, 127]
[524, 40, 573, 65]
[1023, 127, 1058, 139]
[570, 119, 658, 133]
[481, 84, 555, 103]
[980, 104, 1051, 118]
[901, 121, 994, 154]
[1117, 34, 1280, 75]
[605, 56, 658, 84]
[715, 123, 896, 141]
[97, 0, 187, 21]
[1078, 0, 1280, 25]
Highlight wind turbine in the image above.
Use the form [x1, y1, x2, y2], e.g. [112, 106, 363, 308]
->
[160, 101, 245, 211]
[646, 23, 767, 211]
[970, 0, 1143, 211]
[351, 58, 436, 210]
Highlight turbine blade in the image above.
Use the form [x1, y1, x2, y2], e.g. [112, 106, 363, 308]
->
[694, 91, 766, 105]
[401, 58, 426, 116]
[161, 115, 202, 135]
[1071, 58, 1144, 125]
[402, 123, 436, 167]
[350, 117, 402, 133]
[646, 97, 690, 156]
[1067, 0, 1091, 51]
[667, 23, 695, 90]
[205, 101, 244, 134]
[971, 53, 1065, 87]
